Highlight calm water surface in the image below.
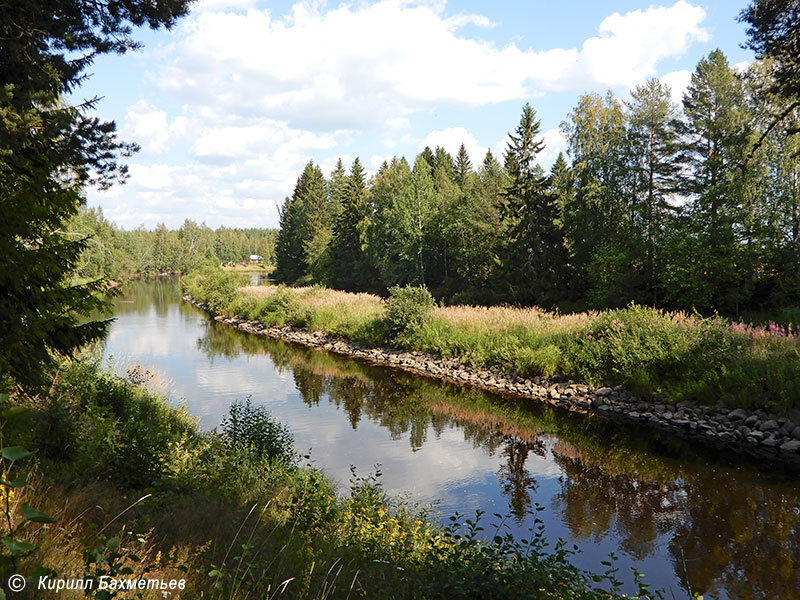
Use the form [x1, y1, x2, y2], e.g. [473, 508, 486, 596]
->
[101, 278, 800, 600]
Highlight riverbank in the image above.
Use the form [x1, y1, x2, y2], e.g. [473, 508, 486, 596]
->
[180, 270, 800, 469]
[1, 358, 666, 599]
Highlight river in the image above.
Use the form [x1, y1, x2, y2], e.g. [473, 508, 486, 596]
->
[100, 277, 800, 599]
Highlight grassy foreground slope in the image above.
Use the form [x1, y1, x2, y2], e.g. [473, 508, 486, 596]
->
[1, 358, 664, 600]
[183, 265, 800, 412]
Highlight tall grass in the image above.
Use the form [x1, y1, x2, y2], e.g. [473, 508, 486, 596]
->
[182, 266, 800, 411]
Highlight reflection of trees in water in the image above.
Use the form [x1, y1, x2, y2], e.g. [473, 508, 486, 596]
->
[190, 308, 800, 600]
[498, 435, 545, 522]
[668, 479, 800, 600]
[113, 277, 182, 317]
[552, 447, 686, 558]
[552, 443, 800, 599]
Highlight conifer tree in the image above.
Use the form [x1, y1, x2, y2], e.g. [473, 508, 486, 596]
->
[501, 103, 568, 305]
[667, 49, 751, 312]
[454, 143, 473, 188]
[627, 78, 681, 304]
[0, 0, 192, 390]
[328, 158, 374, 291]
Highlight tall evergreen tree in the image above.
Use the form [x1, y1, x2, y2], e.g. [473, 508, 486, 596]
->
[0, 0, 192, 390]
[666, 49, 751, 312]
[328, 158, 375, 291]
[274, 161, 329, 284]
[454, 143, 473, 188]
[500, 103, 568, 305]
[627, 78, 681, 304]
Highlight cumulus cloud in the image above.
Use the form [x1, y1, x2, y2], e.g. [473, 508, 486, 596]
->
[90, 1, 712, 228]
[538, 129, 568, 170]
[157, 0, 709, 131]
[659, 69, 693, 106]
[418, 127, 486, 165]
[122, 100, 170, 153]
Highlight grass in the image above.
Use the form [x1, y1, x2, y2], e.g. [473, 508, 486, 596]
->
[0, 358, 663, 599]
[182, 264, 800, 413]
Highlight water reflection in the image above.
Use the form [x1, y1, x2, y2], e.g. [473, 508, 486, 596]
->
[105, 279, 800, 600]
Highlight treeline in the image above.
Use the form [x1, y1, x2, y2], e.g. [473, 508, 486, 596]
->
[275, 50, 800, 315]
[67, 207, 277, 280]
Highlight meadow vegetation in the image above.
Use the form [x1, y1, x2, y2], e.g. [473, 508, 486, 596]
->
[183, 264, 800, 412]
[1, 359, 664, 599]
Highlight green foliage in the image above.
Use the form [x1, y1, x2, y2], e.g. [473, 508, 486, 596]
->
[221, 398, 294, 465]
[386, 284, 435, 342]
[181, 263, 244, 314]
[0, 0, 194, 393]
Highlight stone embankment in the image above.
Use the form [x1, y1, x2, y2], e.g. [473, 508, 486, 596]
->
[185, 295, 800, 469]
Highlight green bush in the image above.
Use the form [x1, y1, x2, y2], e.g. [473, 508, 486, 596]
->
[386, 284, 434, 342]
[182, 262, 244, 314]
[221, 398, 295, 465]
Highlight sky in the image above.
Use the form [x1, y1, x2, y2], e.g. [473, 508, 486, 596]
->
[77, 0, 755, 230]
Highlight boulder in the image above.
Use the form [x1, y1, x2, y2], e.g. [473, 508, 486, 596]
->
[727, 408, 749, 421]
[780, 440, 800, 454]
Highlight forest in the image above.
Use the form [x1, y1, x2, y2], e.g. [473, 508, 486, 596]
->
[66, 208, 277, 280]
[274, 50, 800, 317]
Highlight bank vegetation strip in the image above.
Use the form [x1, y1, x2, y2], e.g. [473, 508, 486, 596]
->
[182, 266, 800, 466]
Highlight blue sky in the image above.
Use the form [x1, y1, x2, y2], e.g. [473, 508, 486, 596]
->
[77, 0, 755, 229]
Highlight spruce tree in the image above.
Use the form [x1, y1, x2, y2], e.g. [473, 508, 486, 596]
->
[0, 0, 192, 390]
[500, 103, 568, 305]
[328, 158, 374, 291]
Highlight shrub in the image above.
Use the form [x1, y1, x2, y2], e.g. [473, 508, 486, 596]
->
[386, 284, 434, 342]
[221, 398, 295, 465]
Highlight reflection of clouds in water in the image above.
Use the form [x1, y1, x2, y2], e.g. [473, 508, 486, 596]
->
[102, 280, 800, 600]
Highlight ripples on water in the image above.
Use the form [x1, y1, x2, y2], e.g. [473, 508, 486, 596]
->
[99, 278, 800, 600]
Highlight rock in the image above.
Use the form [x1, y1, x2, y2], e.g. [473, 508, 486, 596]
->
[759, 420, 779, 432]
[787, 409, 800, 425]
[595, 387, 612, 397]
[728, 408, 749, 421]
[792, 426, 800, 441]
[744, 415, 759, 427]
[780, 440, 800, 454]
[761, 436, 779, 448]
[747, 430, 765, 442]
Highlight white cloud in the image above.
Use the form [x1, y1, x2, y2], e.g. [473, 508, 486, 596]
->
[538, 129, 568, 170]
[659, 69, 693, 106]
[732, 60, 751, 73]
[418, 127, 486, 165]
[192, 0, 259, 13]
[122, 100, 170, 153]
[89, 1, 712, 228]
[579, 0, 708, 88]
[156, 0, 709, 132]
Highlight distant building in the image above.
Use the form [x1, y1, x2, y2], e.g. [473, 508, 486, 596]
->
[249, 254, 263, 263]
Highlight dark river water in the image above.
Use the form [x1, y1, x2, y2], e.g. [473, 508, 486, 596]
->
[100, 277, 800, 600]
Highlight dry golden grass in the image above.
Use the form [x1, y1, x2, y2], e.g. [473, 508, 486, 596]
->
[241, 285, 385, 320]
[240, 285, 598, 335]
[433, 303, 594, 333]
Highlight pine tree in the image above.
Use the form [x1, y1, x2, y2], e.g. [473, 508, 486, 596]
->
[627, 78, 681, 304]
[668, 49, 751, 312]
